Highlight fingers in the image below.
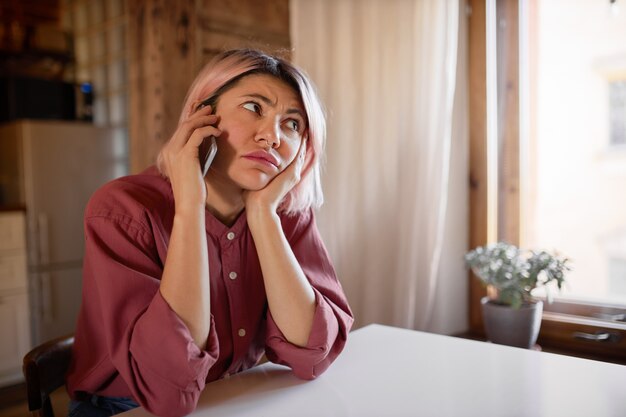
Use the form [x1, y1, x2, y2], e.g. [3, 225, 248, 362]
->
[292, 138, 308, 174]
[273, 138, 307, 189]
[244, 139, 309, 212]
[161, 105, 221, 177]
[299, 138, 308, 164]
[186, 125, 222, 149]
[169, 105, 219, 150]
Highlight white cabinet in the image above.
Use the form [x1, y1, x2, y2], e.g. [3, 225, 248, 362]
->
[0, 210, 31, 386]
[0, 120, 127, 346]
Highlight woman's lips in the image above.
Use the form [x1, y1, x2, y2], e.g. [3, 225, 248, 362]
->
[243, 151, 279, 169]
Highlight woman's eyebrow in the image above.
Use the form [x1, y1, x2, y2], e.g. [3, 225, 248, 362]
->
[241, 93, 305, 119]
[285, 108, 305, 120]
[242, 93, 274, 106]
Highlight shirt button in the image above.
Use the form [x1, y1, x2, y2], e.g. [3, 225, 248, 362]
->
[238, 328, 246, 337]
[229, 271, 238, 280]
[226, 232, 235, 240]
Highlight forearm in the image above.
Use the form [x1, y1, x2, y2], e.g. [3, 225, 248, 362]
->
[160, 207, 211, 349]
[248, 209, 315, 347]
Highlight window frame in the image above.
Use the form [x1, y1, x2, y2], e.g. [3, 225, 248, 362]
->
[467, 0, 626, 365]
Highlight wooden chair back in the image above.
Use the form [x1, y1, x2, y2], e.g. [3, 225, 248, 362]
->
[22, 334, 74, 417]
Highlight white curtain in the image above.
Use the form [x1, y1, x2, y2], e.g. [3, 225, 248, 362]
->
[291, 0, 466, 331]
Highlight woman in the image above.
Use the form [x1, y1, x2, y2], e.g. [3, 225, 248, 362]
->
[66, 49, 353, 417]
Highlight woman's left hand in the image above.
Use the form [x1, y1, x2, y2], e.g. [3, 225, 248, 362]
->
[244, 139, 307, 214]
[243, 137, 316, 347]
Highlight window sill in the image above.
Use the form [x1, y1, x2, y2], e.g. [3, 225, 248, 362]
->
[454, 329, 626, 366]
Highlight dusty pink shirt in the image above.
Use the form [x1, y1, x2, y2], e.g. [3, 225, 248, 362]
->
[66, 167, 353, 417]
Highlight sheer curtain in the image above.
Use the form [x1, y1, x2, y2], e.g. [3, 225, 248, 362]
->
[291, 0, 466, 331]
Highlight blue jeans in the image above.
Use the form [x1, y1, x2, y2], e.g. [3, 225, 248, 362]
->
[68, 395, 138, 417]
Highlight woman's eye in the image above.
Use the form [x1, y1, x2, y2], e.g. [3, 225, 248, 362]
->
[243, 102, 261, 114]
[286, 120, 299, 132]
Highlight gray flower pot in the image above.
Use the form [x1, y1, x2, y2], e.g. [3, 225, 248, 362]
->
[481, 297, 543, 349]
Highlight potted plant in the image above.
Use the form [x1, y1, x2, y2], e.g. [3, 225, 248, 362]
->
[465, 242, 570, 349]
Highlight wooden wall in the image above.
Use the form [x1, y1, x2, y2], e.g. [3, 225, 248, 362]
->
[126, 0, 290, 173]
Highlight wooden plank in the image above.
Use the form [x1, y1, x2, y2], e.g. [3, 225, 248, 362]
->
[198, 27, 290, 59]
[196, 0, 290, 69]
[468, 0, 489, 333]
[197, 0, 289, 39]
[126, 0, 197, 173]
[0, 0, 61, 25]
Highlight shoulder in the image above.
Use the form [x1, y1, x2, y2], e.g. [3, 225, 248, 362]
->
[86, 166, 173, 230]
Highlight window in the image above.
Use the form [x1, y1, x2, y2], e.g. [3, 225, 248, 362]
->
[609, 80, 626, 146]
[468, 0, 626, 364]
[609, 257, 626, 296]
[62, 0, 128, 129]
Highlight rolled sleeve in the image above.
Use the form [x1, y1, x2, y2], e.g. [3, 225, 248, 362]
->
[130, 291, 218, 392]
[265, 289, 343, 379]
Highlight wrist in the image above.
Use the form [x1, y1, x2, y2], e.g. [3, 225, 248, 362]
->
[246, 204, 280, 228]
[174, 204, 206, 223]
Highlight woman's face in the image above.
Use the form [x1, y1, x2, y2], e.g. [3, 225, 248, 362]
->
[207, 73, 307, 191]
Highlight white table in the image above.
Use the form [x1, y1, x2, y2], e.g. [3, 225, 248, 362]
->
[124, 324, 626, 417]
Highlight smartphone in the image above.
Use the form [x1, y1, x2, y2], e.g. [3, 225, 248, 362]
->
[196, 97, 218, 177]
[199, 135, 217, 177]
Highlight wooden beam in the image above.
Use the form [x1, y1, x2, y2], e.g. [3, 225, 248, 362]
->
[468, 0, 489, 333]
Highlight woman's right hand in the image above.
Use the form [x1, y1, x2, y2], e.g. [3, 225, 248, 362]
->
[159, 104, 221, 212]
[159, 103, 217, 349]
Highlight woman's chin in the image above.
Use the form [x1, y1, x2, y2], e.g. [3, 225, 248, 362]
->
[244, 181, 272, 191]
[236, 173, 273, 191]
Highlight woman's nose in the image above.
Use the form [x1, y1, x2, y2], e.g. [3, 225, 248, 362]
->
[255, 117, 281, 148]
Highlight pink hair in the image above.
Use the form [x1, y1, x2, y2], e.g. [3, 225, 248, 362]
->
[156, 49, 326, 214]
